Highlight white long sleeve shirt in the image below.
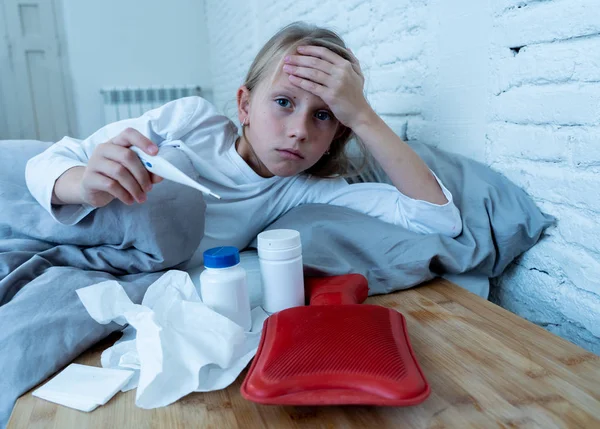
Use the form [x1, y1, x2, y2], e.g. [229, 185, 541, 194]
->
[26, 96, 462, 266]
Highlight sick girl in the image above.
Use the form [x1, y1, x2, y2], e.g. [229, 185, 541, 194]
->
[26, 22, 461, 265]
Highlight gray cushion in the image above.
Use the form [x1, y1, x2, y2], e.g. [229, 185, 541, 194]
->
[254, 141, 555, 296]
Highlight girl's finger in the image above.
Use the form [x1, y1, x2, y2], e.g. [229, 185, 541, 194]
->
[295, 46, 363, 81]
[287, 74, 327, 98]
[87, 172, 134, 205]
[347, 47, 360, 65]
[150, 173, 163, 184]
[346, 49, 364, 78]
[351, 62, 364, 81]
[95, 158, 147, 203]
[296, 45, 345, 65]
[284, 54, 334, 75]
[101, 143, 154, 193]
[283, 64, 332, 87]
[111, 128, 158, 155]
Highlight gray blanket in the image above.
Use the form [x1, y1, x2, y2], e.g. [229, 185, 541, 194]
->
[0, 142, 205, 428]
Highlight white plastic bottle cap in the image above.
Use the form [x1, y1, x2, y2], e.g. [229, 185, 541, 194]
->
[257, 229, 300, 250]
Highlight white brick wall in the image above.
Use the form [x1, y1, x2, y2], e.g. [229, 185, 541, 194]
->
[203, 0, 600, 354]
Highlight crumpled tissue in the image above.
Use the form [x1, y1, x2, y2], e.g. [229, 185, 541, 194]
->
[76, 270, 268, 409]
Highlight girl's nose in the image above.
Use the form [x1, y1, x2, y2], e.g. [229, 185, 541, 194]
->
[287, 113, 310, 141]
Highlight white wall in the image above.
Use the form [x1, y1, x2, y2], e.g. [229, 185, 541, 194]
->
[0, 2, 19, 139]
[203, 0, 600, 353]
[60, 0, 211, 137]
[487, 0, 600, 354]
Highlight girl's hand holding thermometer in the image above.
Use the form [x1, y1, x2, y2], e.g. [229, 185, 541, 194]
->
[72, 128, 219, 209]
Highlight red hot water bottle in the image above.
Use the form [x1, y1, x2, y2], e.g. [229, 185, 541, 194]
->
[241, 274, 430, 406]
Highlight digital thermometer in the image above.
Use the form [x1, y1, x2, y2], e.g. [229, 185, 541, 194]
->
[130, 146, 221, 199]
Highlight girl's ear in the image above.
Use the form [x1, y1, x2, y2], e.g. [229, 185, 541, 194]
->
[237, 86, 251, 124]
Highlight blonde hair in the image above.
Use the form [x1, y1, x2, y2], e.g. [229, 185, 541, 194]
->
[242, 21, 365, 178]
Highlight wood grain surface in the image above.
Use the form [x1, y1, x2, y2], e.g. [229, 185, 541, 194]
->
[8, 278, 600, 428]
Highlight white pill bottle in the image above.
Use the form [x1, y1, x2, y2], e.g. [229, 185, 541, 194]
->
[200, 246, 252, 331]
[257, 229, 304, 314]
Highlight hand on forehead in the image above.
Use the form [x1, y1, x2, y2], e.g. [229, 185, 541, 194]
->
[257, 50, 329, 106]
[277, 43, 367, 128]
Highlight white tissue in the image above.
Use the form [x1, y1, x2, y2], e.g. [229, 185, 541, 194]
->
[32, 363, 134, 412]
[101, 326, 139, 392]
[76, 270, 268, 409]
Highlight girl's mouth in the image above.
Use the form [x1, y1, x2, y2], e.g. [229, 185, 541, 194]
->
[276, 149, 304, 160]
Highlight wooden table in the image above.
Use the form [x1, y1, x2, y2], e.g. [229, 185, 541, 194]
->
[8, 278, 600, 428]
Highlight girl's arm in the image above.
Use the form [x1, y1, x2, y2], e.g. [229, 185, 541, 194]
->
[297, 176, 461, 238]
[346, 110, 448, 205]
[26, 96, 216, 224]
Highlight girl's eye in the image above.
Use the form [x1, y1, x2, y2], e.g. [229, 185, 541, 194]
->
[275, 98, 291, 108]
[315, 111, 331, 121]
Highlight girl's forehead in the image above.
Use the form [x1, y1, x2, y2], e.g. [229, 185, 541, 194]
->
[262, 44, 304, 84]
[265, 51, 293, 84]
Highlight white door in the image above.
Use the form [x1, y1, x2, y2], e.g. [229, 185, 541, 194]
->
[0, 0, 73, 140]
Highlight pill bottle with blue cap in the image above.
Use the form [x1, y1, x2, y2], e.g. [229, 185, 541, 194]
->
[200, 246, 251, 331]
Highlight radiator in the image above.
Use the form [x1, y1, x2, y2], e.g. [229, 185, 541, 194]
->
[100, 85, 202, 124]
